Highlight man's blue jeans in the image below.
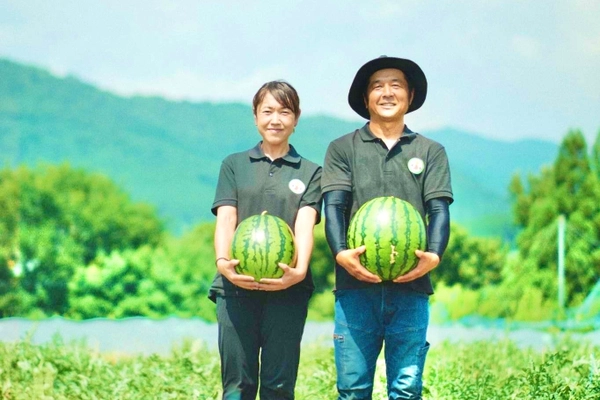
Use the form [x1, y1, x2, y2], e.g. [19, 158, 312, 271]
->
[334, 286, 430, 400]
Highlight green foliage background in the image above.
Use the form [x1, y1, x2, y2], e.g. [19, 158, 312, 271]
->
[1, 57, 600, 322]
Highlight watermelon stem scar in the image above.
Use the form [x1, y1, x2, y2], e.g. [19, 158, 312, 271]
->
[389, 245, 399, 265]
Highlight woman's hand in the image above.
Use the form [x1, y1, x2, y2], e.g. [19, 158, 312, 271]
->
[217, 258, 259, 290]
[257, 263, 306, 291]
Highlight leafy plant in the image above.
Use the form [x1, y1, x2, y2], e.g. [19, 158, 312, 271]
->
[1, 337, 598, 399]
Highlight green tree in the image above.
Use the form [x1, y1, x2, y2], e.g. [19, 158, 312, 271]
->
[510, 130, 600, 306]
[310, 223, 335, 294]
[0, 169, 20, 307]
[67, 246, 180, 319]
[0, 164, 165, 317]
[162, 222, 219, 322]
[430, 223, 507, 290]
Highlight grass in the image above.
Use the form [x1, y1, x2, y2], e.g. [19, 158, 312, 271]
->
[1, 336, 599, 399]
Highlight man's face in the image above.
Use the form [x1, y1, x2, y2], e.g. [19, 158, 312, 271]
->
[365, 68, 414, 122]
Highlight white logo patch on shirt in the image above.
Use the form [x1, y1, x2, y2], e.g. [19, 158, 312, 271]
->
[288, 179, 306, 194]
[408, 157, 425, 175]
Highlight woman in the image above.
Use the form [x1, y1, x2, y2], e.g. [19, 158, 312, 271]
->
[209, 80, 322, 400]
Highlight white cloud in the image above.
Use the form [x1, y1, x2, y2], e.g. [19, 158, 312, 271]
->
[102, 64, 289, 105]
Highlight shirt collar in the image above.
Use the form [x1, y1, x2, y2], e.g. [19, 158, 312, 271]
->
[359, 123, 417, 142]
[249, 141, 301, 164]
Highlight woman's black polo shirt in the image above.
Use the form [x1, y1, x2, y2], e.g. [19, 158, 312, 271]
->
[209, 142, 322, 301]
[322, 124, 453, 294]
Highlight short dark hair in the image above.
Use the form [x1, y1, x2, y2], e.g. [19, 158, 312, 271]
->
[252, 80, 300, 116]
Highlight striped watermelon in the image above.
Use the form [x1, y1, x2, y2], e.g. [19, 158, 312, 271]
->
[231, 211, 296, 281]
[347, 196, 426, 280]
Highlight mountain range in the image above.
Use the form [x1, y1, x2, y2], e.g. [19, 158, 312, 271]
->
[0, 58, 559, 238]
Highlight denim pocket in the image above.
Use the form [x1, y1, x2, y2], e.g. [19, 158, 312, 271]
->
[418, 341, 430, 357]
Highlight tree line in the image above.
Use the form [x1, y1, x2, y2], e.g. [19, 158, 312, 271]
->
[1, 129, 599, 321]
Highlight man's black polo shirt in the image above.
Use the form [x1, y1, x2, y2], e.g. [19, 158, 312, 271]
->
[322, 124, 453, 294]
[209, 142, 322, 300]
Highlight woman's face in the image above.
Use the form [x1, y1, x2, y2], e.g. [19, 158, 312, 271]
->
[254, 92, 298, 146]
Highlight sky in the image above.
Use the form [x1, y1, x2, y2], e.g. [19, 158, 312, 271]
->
[1, 0, 599, 144]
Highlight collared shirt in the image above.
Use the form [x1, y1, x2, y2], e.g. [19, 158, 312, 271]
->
[209, 142, 322, 299]
[322, 124, 453, 293]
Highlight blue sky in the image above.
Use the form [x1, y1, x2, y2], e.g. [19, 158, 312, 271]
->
[1, 0, 599, 144]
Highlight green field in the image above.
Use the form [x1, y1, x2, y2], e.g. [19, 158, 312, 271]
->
[1, 337, 598, 399]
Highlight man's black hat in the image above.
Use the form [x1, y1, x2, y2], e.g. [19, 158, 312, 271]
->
[348, 55, 427, 119]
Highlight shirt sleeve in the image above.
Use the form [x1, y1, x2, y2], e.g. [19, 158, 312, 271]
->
[423, 145, 454, 204]
[211, 156, 238, 215]
[299, 165, 323, 224]
[322, 139, 353, 194]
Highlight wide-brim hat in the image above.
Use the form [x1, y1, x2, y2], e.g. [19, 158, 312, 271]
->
[348, 55, 427, 119]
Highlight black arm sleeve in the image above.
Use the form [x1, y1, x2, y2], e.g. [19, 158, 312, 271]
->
[426, 197, 450, 258]
[324, 190, 352, 256]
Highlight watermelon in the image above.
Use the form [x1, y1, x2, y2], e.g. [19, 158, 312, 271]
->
[347, 196, 426, 280]
[231, 211, 296, 281]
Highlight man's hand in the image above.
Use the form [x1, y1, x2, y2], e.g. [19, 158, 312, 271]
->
[393, 250, 440, 283]
[336, 246, 382, 283]
[217, 258, 259, 290]
[258, 263, 306, 291]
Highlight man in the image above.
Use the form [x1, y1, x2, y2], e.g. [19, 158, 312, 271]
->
[322, 55, 453, 399]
